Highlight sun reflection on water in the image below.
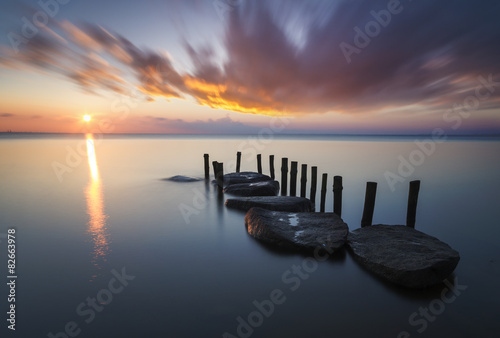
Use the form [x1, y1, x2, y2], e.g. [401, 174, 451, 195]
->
[85, 133, 110, 281]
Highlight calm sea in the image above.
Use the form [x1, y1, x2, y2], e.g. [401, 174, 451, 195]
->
[0, 134, 499, 337]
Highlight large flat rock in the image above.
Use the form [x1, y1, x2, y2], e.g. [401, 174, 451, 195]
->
[215, 172, 273, 187]
[224, 180, 280, 197]
[347, 225, 460, 288]
[245, 208, 348, 252]
[225, 196, 313, 212]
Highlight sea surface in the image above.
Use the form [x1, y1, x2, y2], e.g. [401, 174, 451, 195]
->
[0, 134, 499, 337]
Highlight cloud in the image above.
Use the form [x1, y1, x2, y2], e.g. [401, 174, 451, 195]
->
[185, 0, 500, 115]
[0, 113, 15, 117]
[140, 115, 262, 134]
[1, 0, 499, 117]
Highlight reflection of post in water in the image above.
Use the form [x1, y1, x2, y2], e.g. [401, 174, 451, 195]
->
[85, 134, 110, 280]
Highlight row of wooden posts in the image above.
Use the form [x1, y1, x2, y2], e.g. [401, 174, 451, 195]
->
[204, 152, 420, 228]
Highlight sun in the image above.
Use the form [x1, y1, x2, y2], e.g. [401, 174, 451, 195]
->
[83, 114, 92, 122]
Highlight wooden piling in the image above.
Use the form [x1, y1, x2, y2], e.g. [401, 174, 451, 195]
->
[216, 162, 224, 194]
[406, 180, 421, 228]
[269, 155, 275, 180]
[333, 176, 343, 217]
[361, 182, 377, 227]
[212, 161, 218, 180]
[236, 152, 241, 173]
[310, 166, 317, 204]
[290, 161, 298, 196]
[300, 164, 307, 198]
[257, 154, 262, 174]
[203, 154, 209, 180]
[281, 158, 288, 196]
[320, 173, 328, 212]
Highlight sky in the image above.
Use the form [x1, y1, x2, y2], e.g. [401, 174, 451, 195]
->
[0, 0, 499, 134]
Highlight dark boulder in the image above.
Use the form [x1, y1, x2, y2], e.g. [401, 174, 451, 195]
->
[214, 172, 272, 187]
[224, 180, 280, 197]
[347, 225, 460, 288]
[245, 208, 348, 252]
[225, 196, 313, 212]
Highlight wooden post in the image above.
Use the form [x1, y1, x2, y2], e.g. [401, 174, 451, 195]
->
[290, 161, 298, 196]
[361, 182, 377, 227]
[212, 161, 218, 180]
[300, 164, 307, 198]
[320, 173, 328, 212]
[333, 176, 343, 217]
[269, 155, 275, 180]
[257, 154, 262, 174]
[310, 166, 317, 204]
[236, 152, 241, 173]
[281, 158, 288, 196]
[203, 154, 209, 180]
[216, 162, 224, 194]
[406, 180, 421, 228]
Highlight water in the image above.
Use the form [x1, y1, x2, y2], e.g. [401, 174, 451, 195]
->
[0, 134, 499, 337]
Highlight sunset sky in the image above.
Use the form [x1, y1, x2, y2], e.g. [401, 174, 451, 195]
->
[0, 0, 499, 134]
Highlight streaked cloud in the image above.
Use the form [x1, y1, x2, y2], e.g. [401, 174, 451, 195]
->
[1, 0, 499, 118]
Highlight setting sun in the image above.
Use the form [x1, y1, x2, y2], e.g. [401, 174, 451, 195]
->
[83, 114, 92, 122]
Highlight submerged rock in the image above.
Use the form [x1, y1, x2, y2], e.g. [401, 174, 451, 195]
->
[163, 175, 202, 182]
[224, 180, 280, 197]
[225, 196, 313, 212]
[347, 225, 460, 288]
[245, 208, 348, 252]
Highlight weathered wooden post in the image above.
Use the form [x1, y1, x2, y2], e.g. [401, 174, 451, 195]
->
[300, 164, 307, 198]
[333, 176, 343, 217]
[310, 166, 317, 205]
[269, 155, 275, 180]
[216, 162, 224, 194]
[406, 180, 421, 228]
[212, 161, 218, 180]
[236, 152, 241, 173]
[290, 161, 298, 196]
[257, 154, 262, 174]
[204, 154, 210, 180]
[320, 173, 328, 212]
[361, 182, 377, 227]
[281, 158, 288, 196]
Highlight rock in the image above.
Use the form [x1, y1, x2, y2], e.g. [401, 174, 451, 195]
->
[224, 180, 280, 196]
[245, 208, 349, 252]
[163, 175, 202, 182]
[225, 196, 313, 212]
[347, 225, 460, 288]
[214, 172, 272, 187]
